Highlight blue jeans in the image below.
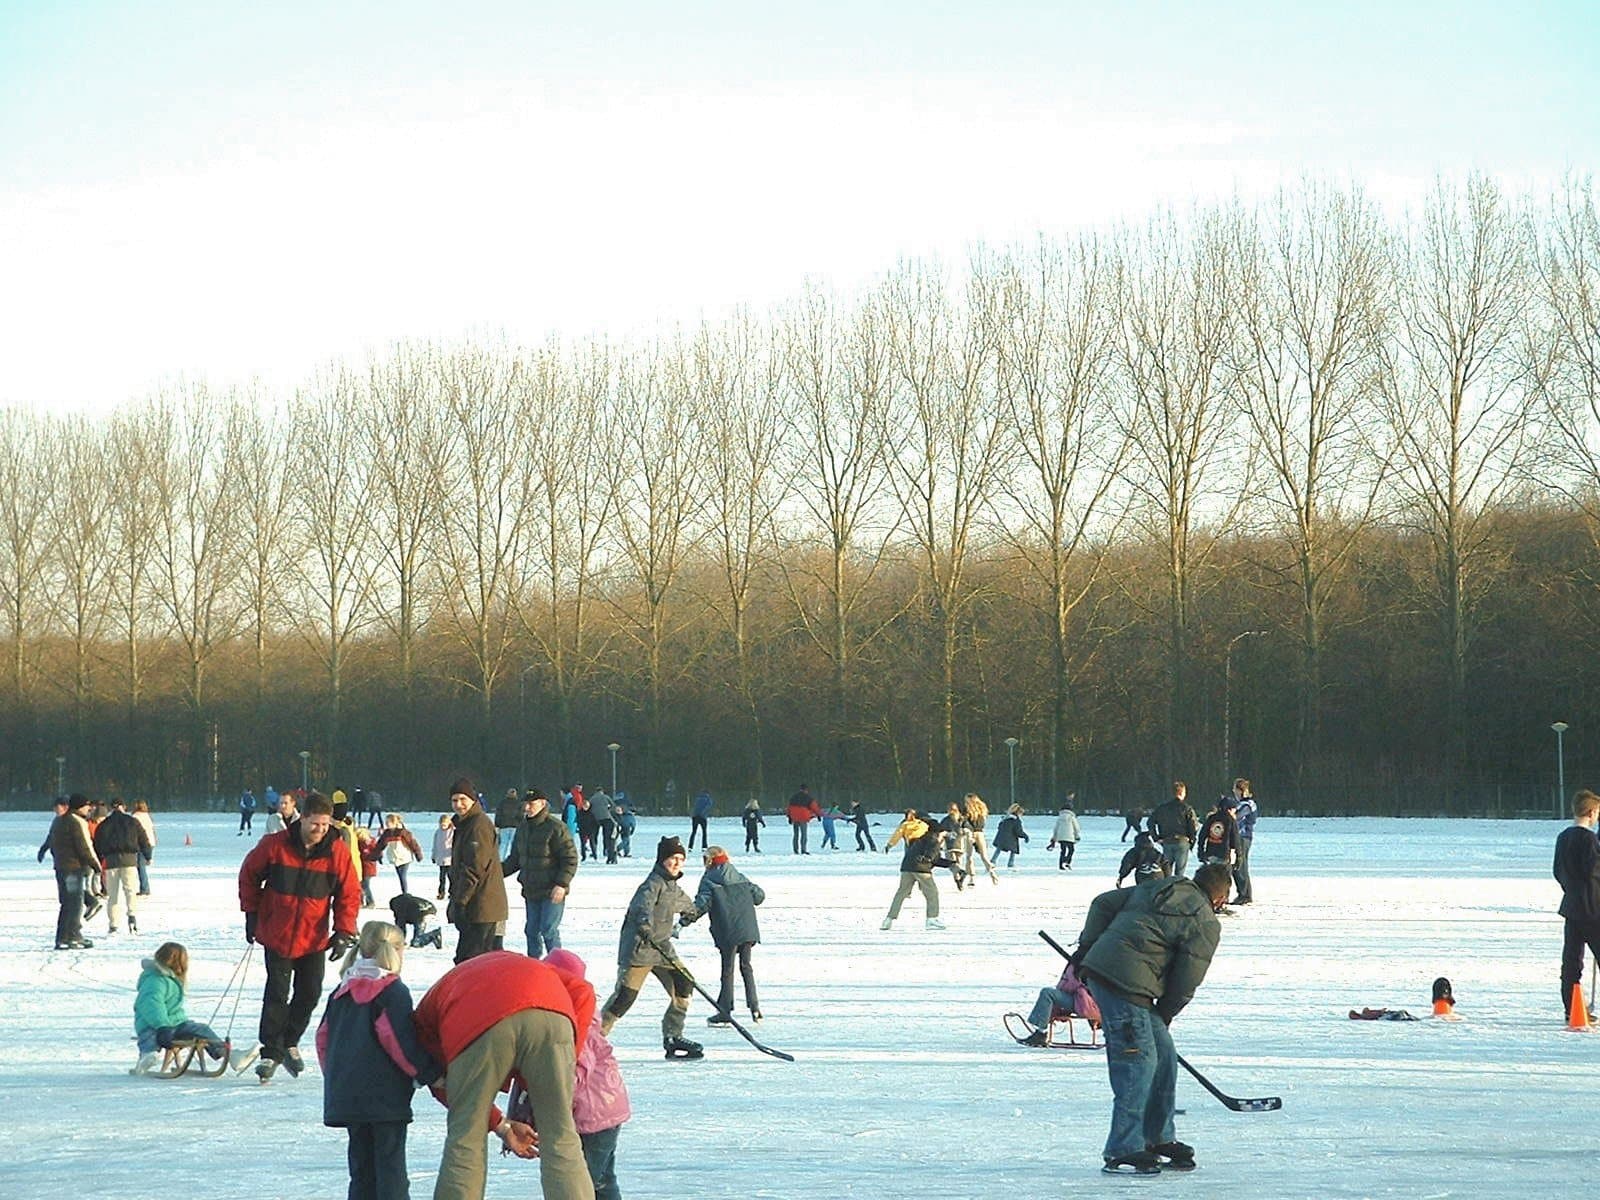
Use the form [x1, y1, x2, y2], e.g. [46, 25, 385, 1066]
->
[1028, 985, 1074, 1029]
[136, 852, 150, 893]
[523, 897, 565, 957]
[582, 1123, 622, 1200]
[1161, 838, 1190, 879]
[498, 827, 517, 858]
[139, 1018, 226, 1056]
[393, 863, 410, 894]
[1085, 980, 1176, 1161]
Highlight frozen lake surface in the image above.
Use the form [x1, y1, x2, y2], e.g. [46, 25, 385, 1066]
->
[0, 809, 1589, 1199]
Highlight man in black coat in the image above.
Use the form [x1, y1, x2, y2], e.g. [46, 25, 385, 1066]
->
[1554, 788, 1600, 1017]
[1149, 782, 1198, 879]
[93, 798, 152, 934]
[503, 789, 579, 957]
[47, 795, 99, 949]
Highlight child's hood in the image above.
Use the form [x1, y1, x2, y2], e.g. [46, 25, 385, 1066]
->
[332, 962, 401, 1004]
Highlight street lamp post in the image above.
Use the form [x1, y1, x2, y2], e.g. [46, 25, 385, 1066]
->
[55, 755, 65, 796]
[298, 749, 310, 793]
[608, 743, 621, 796]
[1004, 737, 1020, 809]
[1224, 631, 1267, 781]
[1553, 722, 1569, 818]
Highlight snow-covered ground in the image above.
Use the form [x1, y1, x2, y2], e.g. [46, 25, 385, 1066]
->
[0, 810, 1589, 1198]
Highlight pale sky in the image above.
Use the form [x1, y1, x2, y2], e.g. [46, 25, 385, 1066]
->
[1, 0, 1596, 412]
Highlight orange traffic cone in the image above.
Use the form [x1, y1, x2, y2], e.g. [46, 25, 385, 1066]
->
[1569, 983, 1590, 1030]
[183, 832, 193, 847]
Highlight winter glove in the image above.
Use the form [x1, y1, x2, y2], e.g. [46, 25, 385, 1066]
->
[244, 911, 258, 944]
[328, 931, 356, 960]
[37, 846, 46, 864]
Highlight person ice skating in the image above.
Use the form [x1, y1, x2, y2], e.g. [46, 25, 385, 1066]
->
[1076, 861, 1229, 1175]
[940, 802, 973, 891]
[820, 804, 844, 850]
[132, 941, 253, 1075]
[265, 790, 297, 834]
[390, 892, 444, 949]
[446, 778, 507, 964]
[238, 788, 257, 835]
[131, 799, 156, 895]
[414, 951, 597, 1200]
[503, 788, 578, 957]
[1116, 831, 1169, 888]
[1197, 795, 1239, 873]
[432, 813, 454, 900]
[46, 794, 98, 950]
[1120, 806, 1145, 842]
[317, 920, 441, 1200]
[787, 785, 820, 854]
[1049, 798, 1082, 870]
[494, 788, 523, 859]
[356, 826, 380, 907]
[378, 813, 424, 895]
[238, 791, 360, 1082]
[577, 793, 601, 863]
[598, 837, 704, 1060]
[1230, 779, 1257, 904]
[332, 786, 349, 823]
[616, 803, 636, 858]
[1149, 782, 1198, 879]
[993, 804, 1029, 867]
[692, 846, 766, 1024]
[848, 800, 876, 852]
[593, 788, 619, 864]
[93, 797, 151, 934]
[962, 793, 1000, 882]
[741, 798, 766, 852]
[539, 950, 632, 1200]
[1553, 788, 1600, 1018]
[880, 809, 947, 930]
[689, 789, 713, 850]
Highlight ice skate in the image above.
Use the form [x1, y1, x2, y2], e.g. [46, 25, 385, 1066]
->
[664, 1036, 704, 1060]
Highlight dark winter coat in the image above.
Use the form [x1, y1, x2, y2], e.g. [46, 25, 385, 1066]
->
[992, 815, 1028, 854]
[238, 823, 361, 958]
[741, 806, 766, 834]
[889, 813, 943, 874]
[93, 809, 152, 868]
[691, 791, 714, 819]
[316, 969, 439, 1126]
[49, 812, 98, 873]
[1197, 805, 1239, 862]
[504, 809, 579, 897]
[494, 793, 524, 830]
[1234, 795, 1258, 840]
[617, 863, 701, 969]
[447, 802, 508, 925]
[1555, 825, 1600, 923]
[1077, 876, 1221, 1024]
[1149, 797, 1198, 844]
[693, 862, 765, 950]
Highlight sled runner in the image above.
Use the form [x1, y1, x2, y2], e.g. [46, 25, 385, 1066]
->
[1004, 1011, 1101, 1049]
[132, 1038, 234, 1079]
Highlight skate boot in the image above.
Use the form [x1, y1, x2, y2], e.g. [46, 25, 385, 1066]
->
[1149, 1141, 1196, 1171]
[925, 917, 946, 930]
[1102, 1151, 1163, 1176]
[706, 1011, 734, 1026]
[663, 1036, 704, 1060]
[256, 1057, 279, 1084]
[282, 1047, 305, 1077]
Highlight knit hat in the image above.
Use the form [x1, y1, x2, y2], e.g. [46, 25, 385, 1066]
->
[656, 835, 686, 863]
[448, 777, 477, 802]
[68, 793, 91, 811]
[543, 948, 588, 979]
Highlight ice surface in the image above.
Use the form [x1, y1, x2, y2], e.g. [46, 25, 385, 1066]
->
[0, 811, 1588, 1198]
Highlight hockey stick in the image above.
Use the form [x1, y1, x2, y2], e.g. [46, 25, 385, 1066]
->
[1038, 929, 1282, 1112]
[640, 932, 795, 1062]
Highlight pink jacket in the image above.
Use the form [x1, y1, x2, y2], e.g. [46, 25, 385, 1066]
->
[573, 1020, 631, 1134]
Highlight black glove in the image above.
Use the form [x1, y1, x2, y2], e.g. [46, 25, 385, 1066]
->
[244, 911, 258, 944]
[328, 931, 355, 960]
[37, 846, 46, 864]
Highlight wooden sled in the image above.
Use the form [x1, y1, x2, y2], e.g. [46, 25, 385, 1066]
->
[135, 1038, 234, 1079]
[1004, 1011, 1102, 1049]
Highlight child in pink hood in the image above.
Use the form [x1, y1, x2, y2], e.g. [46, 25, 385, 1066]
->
[539, 948, 631, 1199]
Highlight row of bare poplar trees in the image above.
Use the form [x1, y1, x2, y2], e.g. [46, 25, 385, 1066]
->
[3, 175, 1598, 812]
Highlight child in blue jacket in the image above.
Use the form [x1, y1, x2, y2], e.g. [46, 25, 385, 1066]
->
[316, 921, 440, 1200]
[132, 941, 242, 1074]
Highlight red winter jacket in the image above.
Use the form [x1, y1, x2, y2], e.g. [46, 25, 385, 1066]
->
[238, 824, 360, 958]
[787, 798, 820, 825]
[414, 951, 595, 1129]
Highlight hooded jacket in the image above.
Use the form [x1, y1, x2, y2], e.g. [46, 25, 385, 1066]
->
[316, 963, 439, 1126]
[617, 862, 701, 968]
[887, 812, 942, 874]
[543, 949, 631, 1135]
[133, 956, 187, 1040]
[238, 822, 360, 958]
[694, 861, 765, 949]
[1076, 875, 1222, 1024]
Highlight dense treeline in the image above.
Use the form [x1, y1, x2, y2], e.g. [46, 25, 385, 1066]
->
[3, 177, 1598, 816]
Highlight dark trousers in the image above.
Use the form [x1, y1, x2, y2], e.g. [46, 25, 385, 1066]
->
[344, 1120, 410, 1200]
[689, 816, 709, 849]
[744, 825, 761, 851]
[454, 922, 497, 963]
[602, 822, 618, 863]
[792, 822, 809, 853]
[717, 942, 759, 1014]
[137, 852, 150, 893]
[1561, 918, 1600, 1015]
[239, 811, 254, 832]
[54, 868, 86, 946]
[582, 1123, 622, 1200]
[855, 824, 876, 851]
[1233, 837, 1252, 902]
[260, 946, 327, 1060]
[1058, 840, 1076, 868]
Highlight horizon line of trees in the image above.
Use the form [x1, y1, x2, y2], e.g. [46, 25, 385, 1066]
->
[3, 175, 1599, 817]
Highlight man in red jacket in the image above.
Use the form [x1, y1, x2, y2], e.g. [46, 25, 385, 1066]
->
[415, 950, 596, 1200]
[238, 791, 359, 1082]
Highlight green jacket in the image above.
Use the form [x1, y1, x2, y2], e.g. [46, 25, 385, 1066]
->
[617, 864, 701, 968]
[1076, 876, 1221, 1023]
[133, 957, 186, 1038]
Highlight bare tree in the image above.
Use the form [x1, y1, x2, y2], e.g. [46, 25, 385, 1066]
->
[1231, 184, 1390, 777]
[694, 312, 788, 791]
[430, 344, 531, 769]
[104, 406, 164, 790]
[883, 258, 1006, 786]
[0, 407, 54, 785]
[1115, 210, 1247, 773]
[995, 233, 1131, 796]
[1385, 176, 1534, 774]
[778, 285, 903, 785]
